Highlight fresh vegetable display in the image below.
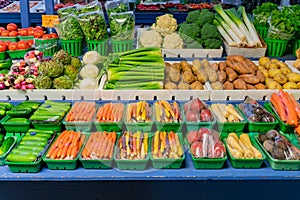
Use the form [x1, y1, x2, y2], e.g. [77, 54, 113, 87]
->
[116, 131, 149, 160]
[65, 102, 96, 122]
[225, 133, 262, 159]
[110, 12, 135, 40]
[54, 14, 84, 41]
[154, 100, 181, 123]
[257, 130, 300, 160]
[104, 47, 165, 90]
[6, 129, 55, 162]
[6, 101, 40, 117]
[105, 0, 129, 22]
[57, 5, 78, 18]
[81, 132, 117, 160]
[0, 102, 12, 118]
[46, 130, 85, 160]
[210, 103, 243, 123]
[214, 5, 262, 47]
[183, 98, 213, 122]
[252, 2, 278, 27]
[96, 103, 124, 122]
[238, 97, 276, 123]
[126, 101, 151, 123]
[152, 131, 183, 159]
[0, 137, 15, 156]
[77, 0, 102, 14]
[179, 9, 222, 49]
[187, 128, 226, 158]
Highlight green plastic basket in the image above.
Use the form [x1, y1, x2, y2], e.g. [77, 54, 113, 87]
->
[255, 26, 268, 39]
[0, 52, 7, 60]
[7, 48, 32, 59]
[1, 116, 30, 133]
[5, 159, 44, 173]
[223, 134, 266, 169]
[60, 39, 82, 57]
[254, 134, 300, 170]
[63, 114, 94, 132]
[35, 38, 59, 56]
[0, 37, 18, 42]
[18, 36, 34, 41]
[150, 132, 185, 169]
[5, 133, 25, 142]
[265, 38, 288, 57]
[191, 156, 227, 169]
[111, 39, 134, 53]
[293, 39, 300, 56]
[31, 122, 62, 132]
[0, 136, 17, 166]
[87, 40, 109, 56]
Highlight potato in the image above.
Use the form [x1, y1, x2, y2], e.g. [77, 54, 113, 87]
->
[239, 74, 260, 85]
[266, 79, 282, 89]
[273, 74, 288, 84]
[219, 61, 227, 71]
[171, 63, 181, 70]
[256, 70, 265, 83]
[225, 67, 238, 82]
[223, 81, 234, 90]
[233, 79, 247, 90]
[293, 59, 300, 70]
[178, 81, 191, 90]
[246, 84, 256, 90]
[181, 61, 192, 72]
[190, 81, 204, 90]
[258, 57, 270, 67]
[211, 81, 223, 90]
[169, 67, 181, 83]
[211, 63, 219, 71]
[165, 82, 177, 89]
[270, 58, 280, 64]
[258, 65, 265, 70]
[277, 61, 288, 68]
[268, 68, 282, 78]
[255, 83, 267, 90]
[217, 70, 227, 83]
[196, 69, 208, 83]
[182, 71, 196, 84]
[280, 67, 292, 75]
[297, 82, 300, 89]
[245, 58, 259, 72]
[287, 72, 300, 82]
[283, 82, 298, 89]
[204, 68, 218, 82]
[192, 59, 203, 70]
[260, 69, 269, 78]
[267, 62, 279, 69]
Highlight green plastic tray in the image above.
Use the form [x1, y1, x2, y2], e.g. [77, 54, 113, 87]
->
[255, 25, 268, 39]
[0, 136, 17, 166]
[111, 39, 134, 53]
[5, 159, 44, 173]
[293, 39, 300, 56]
[7, 48, 32, 59]
[0, 52, 7, 60]
[264, 102, 294, 133]
[31, 122, 62, 132]
[191, 156, 227, 169]
[0, 36, 18, 42]
[18, 36, 34, 41]
[60, 39, 82, 57]
[150, 132, 185, 169]
[265, 38, 288, 57]
[87, 40, 109, 56]
[223, 134, 266, 169]
[63, 120, 93, 132]
[254, 134, 300, 170]
[155, 122, 183, 132]
[1, 116, 30, 133]
[35, 38, 59, 56]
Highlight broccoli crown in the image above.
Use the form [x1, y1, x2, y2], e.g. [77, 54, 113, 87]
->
[179, 23, 201, 43]
[200, 24, 221, 40]
[186, 10, 201, 23]
[197, 9, 215, 27]
[203, 38, 222, 49]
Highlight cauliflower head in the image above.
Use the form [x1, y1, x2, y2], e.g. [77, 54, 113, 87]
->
[139, 30, 162, 47]
[151, 14, 178, 36]
[163, 33, 183, 49]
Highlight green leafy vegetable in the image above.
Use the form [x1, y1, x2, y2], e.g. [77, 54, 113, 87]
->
[252, 2, 278, 27]
[57, 5, 78, 18]
[77, 0, 102, 14]
[54, 14, 84, 40]
[110, 12, 135, 40]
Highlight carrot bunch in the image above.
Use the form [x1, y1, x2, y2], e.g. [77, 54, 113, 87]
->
[96, 103, 124, 122]
[116, 131, 148, 160]
[270, 90, 300, 135]
[46, 130, 85, 160]
[81, 132, 117, 160]
[154, 100, 180, 123]
[65, 102, 96, 122]
[126, 101, 151, 122]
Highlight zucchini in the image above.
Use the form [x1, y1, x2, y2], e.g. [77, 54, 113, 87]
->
[0, 102, 13, 110]
[12, 148, 41, 156]
[6, 109, 32, 117]
[19, 140, 47, 147]
[6, 153, 37, 162]
[21, 136, 48, 142]
[0, 137, 15, 156]
[27, 129, 55, 135]
[5, 118, 29, 124]
[16, 145, 44, 152]
[29, 115, 61, 122]
[0, 109, 6, 117]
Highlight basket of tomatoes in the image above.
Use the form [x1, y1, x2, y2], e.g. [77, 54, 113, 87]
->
[0, 23, 19, 42]
[6, 40, 33, 59]
[35, 33, 59, 57]
[0, 41, 9, 60]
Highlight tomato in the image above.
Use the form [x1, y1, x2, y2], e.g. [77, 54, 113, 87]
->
[7, 23, 17, 32]
[0, 42, 7, 52]
[27, 29, 35, 36]
[34, 30, 44, 38]
[19, 29, 28, 36]
[17, 41, 29, 50]
[27, 40, 34, 47]
[35, 26, 43, 31]
[1, 30, 9, 37]
[4, 41, 10, 47]
[0, 27, 5, 35]
[8, 42, 18, 51]
[9, 31, 18, 37]
[42, 34, 52, 39]
[50, 33, 58, 38]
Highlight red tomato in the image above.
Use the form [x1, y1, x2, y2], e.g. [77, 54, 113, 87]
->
[42, 34, 52, 39]
[0, 27, 5, 35]
[27, 40, 34, 47]
[0, 42, 7, 52]
[35, 26, 43, 31]
[9, 31, 18, 37]
[50, 33, 58, 38]
[19, 29, 28, 36]
[6, 23, 17, 32]
[4, 41, 10, 47]
[27, 29, 35, 36]
[17, 41, 29, 50]
[1, 30, 9, 37]
[8, 42, 18, 51]
[34, 30, 44, 38]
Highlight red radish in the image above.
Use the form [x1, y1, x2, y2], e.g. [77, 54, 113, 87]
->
[14, 83, 21, 89]
[21, 84, 27, 91]
[191, 141, 203, 157]
[198, 128, 210, 140]
[187, 130, 199, 144]
[190, 98, 203, 111]
[26, 84, 34, 89]
[183, 101, 191, 113]
[200, 108, 212, 122]
[186, 110, 198, 122]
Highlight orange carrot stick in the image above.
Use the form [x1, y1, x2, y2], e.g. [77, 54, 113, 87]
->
[270, 93, 287, 122]
[288, 93, 300, 119]
[279, 90, 298, 127]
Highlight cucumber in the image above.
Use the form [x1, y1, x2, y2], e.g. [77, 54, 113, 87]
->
[22, 135, 48, 142]
[27, 129, 54, 135]
[0, 137, 15, 156]
[11, 148, 41, 156]
[5, 118, 29, 124]
[6, 109, 32, 117]
[0, 102, 13, 110]
[0, 134, 4, 146]
[29, 115, 61, 122]
[16, 145, 44, 152]
[6, 153, 37, 162]
[19, 140, 47, 147]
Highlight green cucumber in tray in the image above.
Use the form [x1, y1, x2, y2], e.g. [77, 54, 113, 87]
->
[19, 140, 48, 147]
[16, 145, 44, 152]
[10, 149, 41, 156]
[32, 110, 66, 117]
[0, 102, 13, 110]
[4, 117, 29, 124]
[21, 136, 48, 142]
[27, 129, 55, 135]
[0, 137, 14, 156]
[18, 101, 41, 110]
[6, 108, 32, 117]
[7, 153, 38, 162]
[29, 115, 62, 122]
[23, 133, 53, 139]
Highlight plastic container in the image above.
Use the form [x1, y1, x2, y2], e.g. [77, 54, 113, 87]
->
[35, 38, 59, 56]
[184, 114, 216, 132]
[191, 156, 227, 169]
[18, 36, 34, 41]
[111, 39, 134, 53]
[265, 38, 288, 57]
[5, 159, 44, 173]
[254, 134, 300, 170]
[7, 48, 32, 59]
[255, 26, 268, 39]
[31, 122, 63, 132]
[0, 52, 7, 60]
[60, 39, 82, 56]
[223, 134, 266, 169]
[293, 39, 300, 56]
[263, 102, 294, 133]
[87, 40, 109, 56]
[1, 116, 30, 133]
[63, 115, 93, 132]
[150, 132, 185, 169]
[0, 136, 17, 166]
[0, 36, 18, 42]
[5, 132, 25, 142]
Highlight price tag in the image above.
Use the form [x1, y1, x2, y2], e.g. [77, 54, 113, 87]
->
[42, 15, 59, 28]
